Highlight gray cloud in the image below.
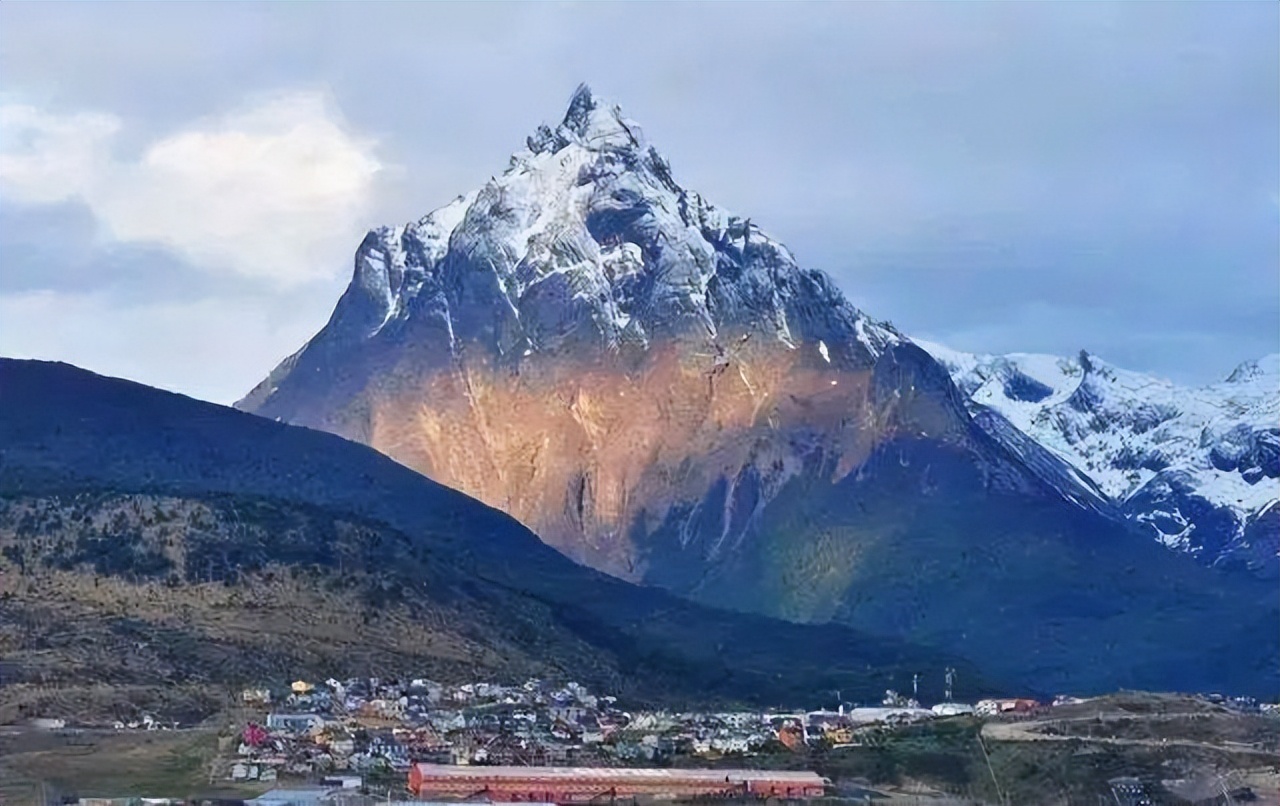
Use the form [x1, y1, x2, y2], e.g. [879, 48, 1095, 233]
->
[0, 1, 1275, 398]
[0, 199, 222, 301]
[0, 199, 347, 403]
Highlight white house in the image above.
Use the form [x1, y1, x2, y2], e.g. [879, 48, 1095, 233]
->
[266, 713, 325, 733]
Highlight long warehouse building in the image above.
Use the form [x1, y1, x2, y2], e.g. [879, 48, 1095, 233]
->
[407, 764, 829, 802]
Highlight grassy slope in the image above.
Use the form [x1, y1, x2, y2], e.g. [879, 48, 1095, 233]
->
[0, 359, 996, 708]
[0, 727, 257, 804]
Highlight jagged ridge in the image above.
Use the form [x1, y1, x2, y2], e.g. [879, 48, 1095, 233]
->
[239, 86, 899, 414]
[921, 342, 1279, 573]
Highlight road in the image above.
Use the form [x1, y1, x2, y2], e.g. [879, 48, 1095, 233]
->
[981, 715, 1277, 758]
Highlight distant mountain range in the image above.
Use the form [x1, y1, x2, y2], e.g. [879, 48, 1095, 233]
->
[0, 357, 995, 707]
[920, 345, 1278, 577]
[236, 86, 1278, 696]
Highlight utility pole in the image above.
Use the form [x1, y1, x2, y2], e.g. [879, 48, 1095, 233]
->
[975, 734, 1007, 806]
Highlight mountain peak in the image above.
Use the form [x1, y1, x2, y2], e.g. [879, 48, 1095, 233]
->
[309, 82, 900, 364]
[525, 83, 641, 155]
[1077, 349, 1094, 373]
[559, 82, 629, 141]
[562, 83, 600, 130]
[1225, 354, 1280, 385]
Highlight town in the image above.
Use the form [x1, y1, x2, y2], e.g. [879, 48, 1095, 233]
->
[27, 676, 1271, 806]
[220, 676, 978, 784]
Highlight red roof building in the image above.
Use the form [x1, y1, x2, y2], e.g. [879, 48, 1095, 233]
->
[407, 764, 828, 802]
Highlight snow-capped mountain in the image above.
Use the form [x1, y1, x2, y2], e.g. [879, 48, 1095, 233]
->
[242, 83, 898, 417]
[921, 342, 1279, 573]
[237, 86, 1278, 696]
[239, 84, 1099, 569]
[239, 84, 973, 573]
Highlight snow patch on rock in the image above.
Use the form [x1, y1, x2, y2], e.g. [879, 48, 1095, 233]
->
[332, 84, 899, 365]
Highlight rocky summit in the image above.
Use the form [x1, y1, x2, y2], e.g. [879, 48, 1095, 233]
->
[239, 86, 1277, 696]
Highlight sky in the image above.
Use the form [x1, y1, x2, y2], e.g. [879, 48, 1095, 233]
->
[0, 2, 1275, 404]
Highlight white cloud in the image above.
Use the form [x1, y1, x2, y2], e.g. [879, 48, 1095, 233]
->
[0, 93, 381, 285]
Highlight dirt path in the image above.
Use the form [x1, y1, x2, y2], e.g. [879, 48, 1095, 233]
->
[981, 717, 1277, 758]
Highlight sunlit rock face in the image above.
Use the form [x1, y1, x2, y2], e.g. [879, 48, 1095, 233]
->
[239, 84, 947, 576]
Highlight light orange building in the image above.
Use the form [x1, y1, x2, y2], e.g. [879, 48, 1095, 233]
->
[778, 724, 805, 751]
[976, 698, 1041, 715]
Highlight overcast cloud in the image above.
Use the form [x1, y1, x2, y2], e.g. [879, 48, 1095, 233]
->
[0, 2, 1275, 403]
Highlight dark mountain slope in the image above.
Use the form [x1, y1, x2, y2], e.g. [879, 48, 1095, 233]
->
[633, 346, 1279, 696]
[0, 357, 993, 706]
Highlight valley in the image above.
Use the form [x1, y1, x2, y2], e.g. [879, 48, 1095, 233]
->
[0, 57, 1273, 806]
